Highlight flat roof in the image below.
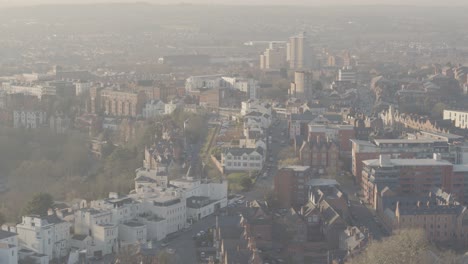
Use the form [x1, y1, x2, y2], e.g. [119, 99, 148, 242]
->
[363, 158, 452, 167]
[454, 165, 468, 172]
[307, 179, 339, 187]
[420, 131, 463, 140]
[282, 165, 310, 172]
[374, 139, 437, 145]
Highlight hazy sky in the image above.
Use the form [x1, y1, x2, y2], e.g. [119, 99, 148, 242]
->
[1, 0, 468, 6]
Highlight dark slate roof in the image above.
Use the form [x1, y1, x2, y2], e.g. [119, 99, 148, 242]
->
[71, 234, 88, 241]
[135, 175, 157, 183]
[290, 112, 318, 121]
[224, 147, 260, 156]
[0, 230, 16, 240]
[123, 221, 145, 227]
[399, 205, 464, 216]
[44, 214, 65, 224]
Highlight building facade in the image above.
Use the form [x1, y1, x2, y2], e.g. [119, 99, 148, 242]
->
[274, 166, 312, 208]
[16, 215, 71, 261]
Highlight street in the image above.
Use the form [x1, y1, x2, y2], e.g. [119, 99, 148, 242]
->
[243, 117, 287, 201]
[159, 215, 216, 264]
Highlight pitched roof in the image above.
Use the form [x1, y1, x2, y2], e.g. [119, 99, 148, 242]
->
[0, 230, 16, 240]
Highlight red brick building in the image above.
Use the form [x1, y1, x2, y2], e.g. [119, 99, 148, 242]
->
[274, 166, 312, 208]
[361, 154, 460, 206]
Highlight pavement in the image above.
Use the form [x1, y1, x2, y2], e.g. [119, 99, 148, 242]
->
[161, 215, 216, 264]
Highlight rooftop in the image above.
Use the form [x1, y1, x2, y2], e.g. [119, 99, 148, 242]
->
[363, 158, 452, 167]
[0, 230, 16, 240]
[374, 139, 438, 145]
[281, 165, 310, 172]
[123, 221, 145, 228]
[307, 178, 339, 187]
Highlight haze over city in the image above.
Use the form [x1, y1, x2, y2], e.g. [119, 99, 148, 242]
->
[1, 0, 468, 264]
[1, 0, 468, 6]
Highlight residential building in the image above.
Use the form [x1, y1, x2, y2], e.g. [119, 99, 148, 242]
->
[339, 226, 366, 252]
[443, 109, 468, 129]
[241, 99, 272, 117]
[299, 138, 339, 174]
[185, 75, 223, 93]
[74, 209, 119, 257]
[13, 110, 47, 129]
[361, 154, 458, 206]
[351, 137, 464, 184]
[338, 66, 356, 83]
[100, 88, 146, 117]
[0, 227, 18, 264]
[199, 88, 224, 109]
[288, 111, 343, 140]
[290, 70, 314, 99]
[288, 32, 308, 70]
[1, 82, 54, 99]
[377, 187, 468, 246]
[49, 115, 71, 134]
[142, 100, 166, 118]
[274, 166, 312, 208]
[308, 124, 355, 153]
[260, 41, 287, 70]
[221, 77, 259, 100]
[16, 214, 71, 261]
[222, 147, 264, 172]
[75, 81, 92, 96]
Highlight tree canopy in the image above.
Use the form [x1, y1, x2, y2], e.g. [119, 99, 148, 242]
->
[23, 193, 54, 217]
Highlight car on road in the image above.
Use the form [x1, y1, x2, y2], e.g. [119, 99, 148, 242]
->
[161, 242, 169, 247]
[166, 248, 176, 254]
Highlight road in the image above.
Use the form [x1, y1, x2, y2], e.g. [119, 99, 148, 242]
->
[338, 174, 387, 241]
[160, 215, 216, 264]
[244, 117, 287, 201]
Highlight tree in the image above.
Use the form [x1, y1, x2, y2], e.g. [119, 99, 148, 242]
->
[279, 158, 300, 167]
[348, 228, 461, 264]
[431, 102, 446, 118]
[240, 176, 253, 190]
[0, 212, 4, 226]
[23, 193, 54, 217]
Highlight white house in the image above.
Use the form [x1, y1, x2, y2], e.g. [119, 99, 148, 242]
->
[16, 214, 70, 261]
[73, 209, 118, 257]
[0, 226, 18, 264]
[222, 147, 264, 172]
[164, 100, 180, 115]
[222, 77, 259, 99]
[241, 99, 272, 116]
[443, 109, 468, 129]
[185, 75, 223, 92]
[90, 193, 142, 225]
[13, 110, 47, 129]
[143, 100, 166, 118]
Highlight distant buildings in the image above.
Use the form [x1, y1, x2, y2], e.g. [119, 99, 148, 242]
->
[13, 110, 47, 129]
[185, 75, 223, 93]
[259, 41, 287, 70]
[288, 32, 308, 70]
[443, 109, 468, 129]
[290, 71, 313, 98]
[99, 89, 146, 117]
[338, 66, 356, 83]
